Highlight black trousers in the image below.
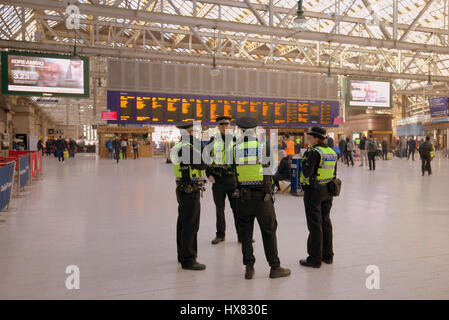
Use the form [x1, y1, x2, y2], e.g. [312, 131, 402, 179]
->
[121, 147, 127, 159]
[212, 176, 239, 239]
[303, 185, 334, 264]
[382, 149, 387, 160]
[115, 149, 120, 163]
[408, 149, 415, 160]
[176, 188, 201, 266]
[133, 148, 139, 159]
[236, 190, 280, 268]
[273, 173, 290, 190]
[422, 157, 432, 174]
[345, 151, 354, 166]
[368, 151, 376, 170]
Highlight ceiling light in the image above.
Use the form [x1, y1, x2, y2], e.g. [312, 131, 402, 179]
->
[210, 56, 220, 77]
[426, 75, 433, 90]
[293, 1, 307, 31]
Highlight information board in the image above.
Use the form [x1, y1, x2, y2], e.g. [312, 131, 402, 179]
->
[107, 90, 339, 127]
[120, 95, 135, 121]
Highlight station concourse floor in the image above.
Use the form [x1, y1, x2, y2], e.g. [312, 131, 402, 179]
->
[0, 153, 448, 300]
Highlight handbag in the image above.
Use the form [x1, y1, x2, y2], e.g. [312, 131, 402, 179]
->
[63, 150, 69, 159]
[328, 178, 342, 197]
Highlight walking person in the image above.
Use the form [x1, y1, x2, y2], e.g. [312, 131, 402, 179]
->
[419, 136, 435, 176]
[55, 135, 66, 163]
[399, 137, 407, 159]
[106, 139, 114, 160]
[171, 122, 208, 270]
[381, 138, 388, 160]
[233, 117, 291, 279]
[338, 137, 347, 164]
[345, 137, 354, 167]
[121, 138, 128, 160]
[112, 135, 121, 164]
[132, 140, 139, 159]
[359, 134, 368, 166]
[367, 135, 377, 171]
[37, 139, 44, 156]
[407, 136, 417, 161]
[207, 116, 240, 245]
[69, 139, 76, 158]
[281, 133, 295, 156]
[299, 127, 338, 268]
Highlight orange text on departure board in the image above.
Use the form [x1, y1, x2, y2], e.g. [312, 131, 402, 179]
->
[120, 96, 134, 121]
[274, 101, 286, 123]
[152, 97, 165, 122]
[136, 96, 150, 121]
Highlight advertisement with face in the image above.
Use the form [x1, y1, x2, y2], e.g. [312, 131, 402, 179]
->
[3, 52, 87, 96]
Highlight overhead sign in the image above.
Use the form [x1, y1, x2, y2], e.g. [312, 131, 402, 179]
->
[101, 111, 118, 120]
[346, 78, 392, 108]
[1, 51, 89, 98]
[107, 91, 340, 127]
[429, 97, 448, 118]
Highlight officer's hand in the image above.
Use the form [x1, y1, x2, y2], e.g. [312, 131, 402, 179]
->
[208, 176, 216, 184]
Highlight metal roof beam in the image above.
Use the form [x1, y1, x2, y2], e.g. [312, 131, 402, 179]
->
[2, 39, 448, 82]
[400, 0, 435, 42]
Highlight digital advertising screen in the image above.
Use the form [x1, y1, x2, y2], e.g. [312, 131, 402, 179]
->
[1, 51, 89, 97]
[346, 79, 392, 108]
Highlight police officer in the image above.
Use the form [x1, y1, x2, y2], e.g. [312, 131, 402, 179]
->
[299, 126, 338, 268]
[207, 116, 241, 245]
[171, 122, 208, 270]
[233, 117, 291, 279]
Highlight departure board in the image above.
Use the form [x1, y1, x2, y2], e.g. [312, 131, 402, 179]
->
[309, 101, 320, 124]
[298, 101, 309, 124]
[152, 97, 166, 122]
[136, 95, 151, 121]
[107, 90, 340, 127]
[182, 97, 196, 122]
[166, 97, 181, 122]
[274, 101, 286, 124]
[223, 99, 236, 120]
[196, 98, 210, 123]
[236, 99, 249, 119]
[120, 95, 135, 121]
[210, 98, 224, 121]
[320, 101, 331, 125]
[286, 101, 298, 124]
[249, 100, 262, 121]
[262, 101, 274, 124]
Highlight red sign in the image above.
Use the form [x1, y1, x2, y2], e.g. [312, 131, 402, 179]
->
[333, 117, 344, 125]
[101, 111, 118, 120]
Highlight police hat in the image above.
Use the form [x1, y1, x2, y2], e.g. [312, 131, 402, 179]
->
[216, 116, 232, 125]
[176, 121, 194, 129]
[306, 126, 327, 139]
[236, 116, 258, 129]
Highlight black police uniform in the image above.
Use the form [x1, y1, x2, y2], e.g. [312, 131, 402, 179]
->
[207, 131, 240, 243]
[233, 117, 290, 279]
[174, 123, 207, 270]
[300, 128, 337, 268]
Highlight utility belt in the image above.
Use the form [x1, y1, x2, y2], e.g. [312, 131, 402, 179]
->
[233, 187, 274, 203]
[209, 165, 234, 177]
[176, 181, 206, 195]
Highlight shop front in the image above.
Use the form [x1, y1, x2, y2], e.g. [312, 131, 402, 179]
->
[97, 126, 155, 158]
[423, 117, 449, 150]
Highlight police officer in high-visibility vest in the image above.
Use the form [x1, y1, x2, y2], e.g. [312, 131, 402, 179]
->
[207, 116, 241, 245]
[233, 117, 291, 279]
[171, 122, 208, 270]
[299, 126, 338, 268]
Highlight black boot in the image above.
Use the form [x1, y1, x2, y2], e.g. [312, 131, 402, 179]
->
[322, 258, 333, 264]
[299, 259, 321, 268]
[182, 261, 206, 271]
[269, 266, 291, 279]
[245, 265, 255, 280]
[211, 237, 225, 245]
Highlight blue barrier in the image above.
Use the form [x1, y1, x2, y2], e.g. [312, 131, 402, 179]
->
[290, 157, 302, 195]
[19, 154, 29, 189]
[0, 162, 15, 211]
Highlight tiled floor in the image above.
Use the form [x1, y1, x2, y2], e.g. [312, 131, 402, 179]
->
[0, 153, 448, 300]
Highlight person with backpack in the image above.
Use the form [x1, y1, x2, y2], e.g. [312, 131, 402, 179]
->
[367, 135, 378, 171]
[112, 135, 121, 163]
[106, 140, 113, 160]
[359, 134, 368, 166]
[407, 136, 417, 161]
[345, 137, 354, 167]
[418, 136, 435, 176]
[338, 137, 347, 163]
